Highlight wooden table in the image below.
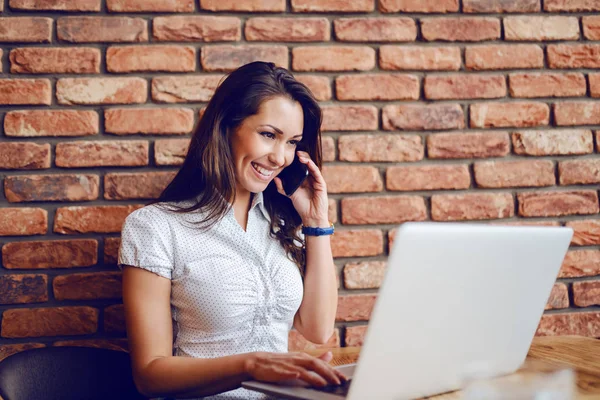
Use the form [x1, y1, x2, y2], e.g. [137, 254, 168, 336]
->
[308, 335, 600, 399]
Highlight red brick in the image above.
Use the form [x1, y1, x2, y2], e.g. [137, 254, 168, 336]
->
[566, 220, 600, 246]
[0, 142, 50, 170]
[200, 0, 284, 11]
[53, 272, 122, 301]
[296, 75, 331, 101]
[537, 312, 600, 338]
[573, 281, 600, 307]
[387, 165, 470, 191]
[202, 45, 288, 72]
[336, 294, 377, 322]
[0, 17, 51, 43]
[432, 193, 514, 221]
[597, 131, 600, 152]
[291, 0, 373, 12]
[380, 46, 461, 71]
[107, 0, 194, 12]
[590, 74, 600, 98]
[104, 304, 125, 334]
[321, 136, 335, 163]
[54, 339, 128, 352]
[5, 110, 98, 138]
[341, 196, 426, 225]
[583, 16, 600, 40]
[107, 45, 195, 73]
[0, 274, 47, 305]
[344, 261, 386, 290]
[104, 172, 176, 200]
[293, 46, 375, 72]
[1, 307, 98, 338]
[548, 45, 600, 69]
[512, 130, 593, 156]
[470, 102, 549, 128]
[518, 191, 599, 218]
[463, 0, 540, 12]
[58, 17, 147, 43]
[5, 174, 99, 203]
[383, 104, 464, 131]
[0, 208, 47, 236]
[509, 73, 586, 98]
[466, 45, 544, 70]
[56, 140, 148, 168]
[545, 0, 600, 11]
[334, 18, 416, 42]
[545, 283, 569, 310]
[560, 250, 600, 278]
[328, 198, 337, 224]
[424, 74, 506, 100]
[427, 131, 510, 159]
[154, 16, 240, 42]
[345, 326, 368, 347]
[322, 105, 377, 131]
[504, 16, 579, 41]
[10, 0, 100, 10]
[474, 160, 555, 188]
[152, 75, 222, 103]
[104, 238, 121, 265]
[288, 330, 340, 351]
[0, 79, 50, 105]
[338, 134, 423, 162]
[2, 239, 97, 269]
[323, 166, 382, 193]
[54, 205, 142, 234]
[105, 108, 194, 135]
[422, 17, 500, 42]
[559, 159, 600, 186]
[555, 102, 600, 126]
[379, 0, 458, 12]
[10, 47, 100, 74]
[57, 77, 147, 105]
[246, 18, 329, 42]
[331, 230, 383, 258]
[0, 343, 46, 362]
[336, 74, 419, 101]
[154, 138, 190, 166]
[491, 221, 560, 228]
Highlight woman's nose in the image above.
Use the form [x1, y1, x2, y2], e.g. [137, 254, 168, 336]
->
[268, 144, 286, 167]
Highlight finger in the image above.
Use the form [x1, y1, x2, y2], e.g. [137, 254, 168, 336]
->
[317, 351, 333, 363]
[295, 357, 341, 385]
[301, 158, 326, 188]
[273, 177, 286, 196]
[295, 368, 329, 387]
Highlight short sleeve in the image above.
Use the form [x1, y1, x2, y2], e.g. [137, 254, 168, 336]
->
[118, 207, 174, 280]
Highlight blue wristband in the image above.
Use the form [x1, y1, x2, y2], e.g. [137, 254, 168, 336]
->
[302, 223, 334, 236]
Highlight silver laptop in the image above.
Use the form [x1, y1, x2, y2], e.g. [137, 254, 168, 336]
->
[243, 222, 573, 400]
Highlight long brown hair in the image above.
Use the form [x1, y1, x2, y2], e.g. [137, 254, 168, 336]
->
[148, 61, 323, 273]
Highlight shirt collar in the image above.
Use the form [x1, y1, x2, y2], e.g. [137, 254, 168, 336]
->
[251, 191, 271, 222]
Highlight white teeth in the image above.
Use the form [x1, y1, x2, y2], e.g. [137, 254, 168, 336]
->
[252, 163, 274, 177]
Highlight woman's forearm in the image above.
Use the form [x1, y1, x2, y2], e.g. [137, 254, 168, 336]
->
[136, 353, 251, 398]
[296, 233, 338, 344]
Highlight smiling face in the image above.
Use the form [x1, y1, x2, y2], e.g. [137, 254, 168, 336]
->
[231, 95, 304, 199]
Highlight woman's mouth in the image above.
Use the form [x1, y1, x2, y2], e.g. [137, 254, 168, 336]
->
[251, 162, 275, 180]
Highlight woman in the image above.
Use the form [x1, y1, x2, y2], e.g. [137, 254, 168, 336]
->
[118, 61, 345, 399]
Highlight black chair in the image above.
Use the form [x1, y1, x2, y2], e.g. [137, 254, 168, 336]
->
[0, 346, 148, 400]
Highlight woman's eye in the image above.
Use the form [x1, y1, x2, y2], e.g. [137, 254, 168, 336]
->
[288, 140, 300, 146]
[260, 131, 276, 139]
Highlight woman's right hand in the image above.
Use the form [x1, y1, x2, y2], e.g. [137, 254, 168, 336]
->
[244, 351, 348, 387]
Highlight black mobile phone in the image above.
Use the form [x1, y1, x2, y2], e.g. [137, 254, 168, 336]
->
[278, 149, 309, 196]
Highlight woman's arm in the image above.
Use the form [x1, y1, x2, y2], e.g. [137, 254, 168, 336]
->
[122, 266, 342, 398]
[294, 233, 338, 344]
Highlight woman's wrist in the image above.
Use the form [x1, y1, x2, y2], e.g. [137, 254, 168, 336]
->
[302, 218, 330, 228]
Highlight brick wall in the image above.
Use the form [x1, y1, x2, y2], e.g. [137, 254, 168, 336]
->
[1, 0, 600, 360]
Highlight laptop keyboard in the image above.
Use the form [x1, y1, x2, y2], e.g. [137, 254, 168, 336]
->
[309, 379, 352, 397]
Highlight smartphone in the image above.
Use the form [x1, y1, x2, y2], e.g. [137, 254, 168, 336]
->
[278, 149, 309, 196]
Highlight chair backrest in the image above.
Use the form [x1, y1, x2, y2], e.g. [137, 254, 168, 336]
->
[0, 346, 147, 400]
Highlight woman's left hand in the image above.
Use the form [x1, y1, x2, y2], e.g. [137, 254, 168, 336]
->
[274, 151, 329, 227]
